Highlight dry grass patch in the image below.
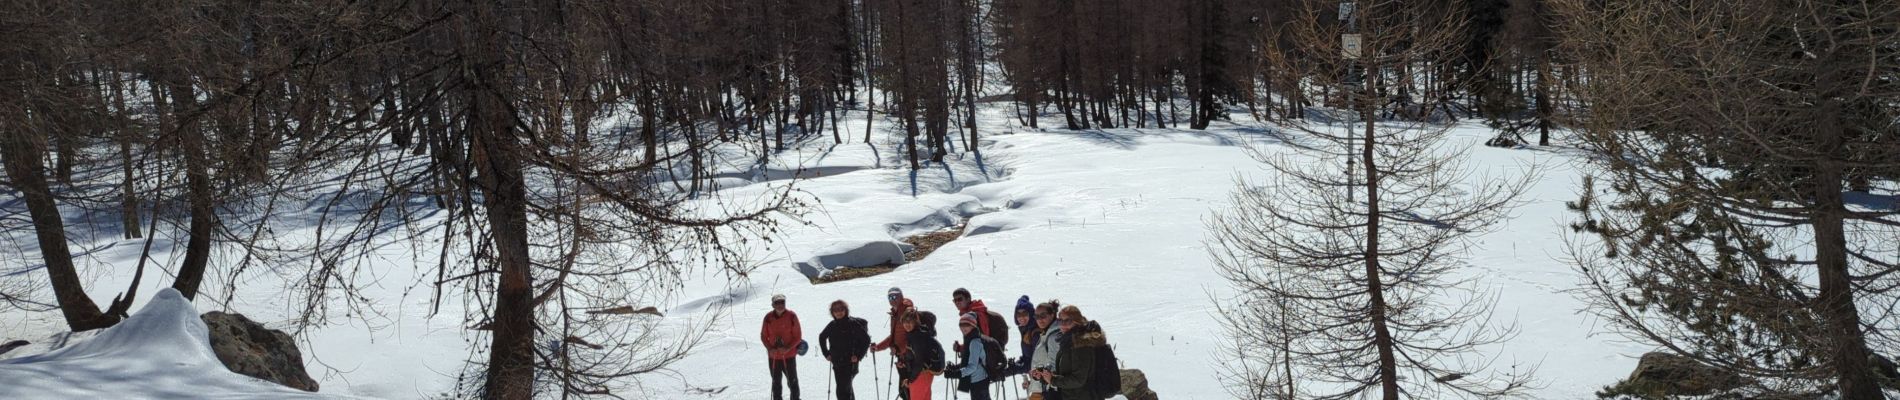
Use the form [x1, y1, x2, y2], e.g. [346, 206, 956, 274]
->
[902, 224, 964, 262]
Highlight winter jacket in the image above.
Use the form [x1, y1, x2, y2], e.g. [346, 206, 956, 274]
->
[875, 298, 915, 355]
[898, 311, 945, 381]
[819, 316, 872, 365]
[1051, 321, 1108, 400]
[948, 327, 993, 391]
[1026, 326, 1067, 393]
[761, 309, 803, 360]
[957, 300, 994, 340]
[1006, 318, 1042, 375]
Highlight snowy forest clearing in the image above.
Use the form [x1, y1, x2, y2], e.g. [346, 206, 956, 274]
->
[3, 0, 1895, 398]
[3, 104, 1632, 398]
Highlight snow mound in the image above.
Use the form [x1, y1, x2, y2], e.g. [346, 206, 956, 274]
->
[793, 240, 914, 279]
[0, 289, 364, 399]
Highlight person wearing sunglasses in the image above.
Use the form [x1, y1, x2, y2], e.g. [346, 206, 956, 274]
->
[872, 287, 917, 399]
[819, 300, 872, 400]
[1035, 305, 1112, 400]
[1022, 301, 1066, 400]
[951, 288, 998, 350]
[762, 294, 804, 400]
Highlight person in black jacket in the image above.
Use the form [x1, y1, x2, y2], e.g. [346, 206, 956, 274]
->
[895, 310, 945, 400]
[819, 300, 872, 400]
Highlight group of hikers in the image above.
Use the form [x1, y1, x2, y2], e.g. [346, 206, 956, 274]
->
[760, 287, 1121, 400]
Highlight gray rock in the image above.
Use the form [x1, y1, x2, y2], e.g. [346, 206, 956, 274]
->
[1599, 352, 1748, 399]
[201, 312, 319, 392]
[1119, 368, 1158, 400]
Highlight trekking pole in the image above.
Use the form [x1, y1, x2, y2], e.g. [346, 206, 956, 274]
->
[827, 360, 834, 400]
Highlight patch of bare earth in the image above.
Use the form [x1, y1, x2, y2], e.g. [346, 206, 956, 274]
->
[811, 224, 965, 284]
[901, 225, 963, 262]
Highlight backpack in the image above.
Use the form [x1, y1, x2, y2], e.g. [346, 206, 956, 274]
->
[851, 317, 872, 356]
[1085, 343, 1121, 399]
[985, 310, 1011, 352]
[917, 312, 946, 371]
[978, 334, 1008, 378]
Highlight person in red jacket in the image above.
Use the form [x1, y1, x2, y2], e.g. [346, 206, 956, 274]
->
[871, 287, 915, 399]
[762, 294, 803, 400]
[951, 288, 993, 351]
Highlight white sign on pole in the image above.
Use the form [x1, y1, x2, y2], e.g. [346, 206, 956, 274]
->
[1342, 34, 1363, 59]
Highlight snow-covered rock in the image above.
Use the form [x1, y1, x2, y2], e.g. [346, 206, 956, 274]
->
[793, 240, 913, 279]
[0, 289, 361, 399]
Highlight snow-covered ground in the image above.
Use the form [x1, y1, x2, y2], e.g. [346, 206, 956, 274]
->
[0, 103, 1645, 399]
[0, 288, 355, 399]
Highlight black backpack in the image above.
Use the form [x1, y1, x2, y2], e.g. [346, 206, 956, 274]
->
[1085, 343, 1121, 399]
[985, 310, 1010, 352]
[978, 334, 1008, 378]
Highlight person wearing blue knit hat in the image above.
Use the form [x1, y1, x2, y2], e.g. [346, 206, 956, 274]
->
[1008, 296, 1039, 372]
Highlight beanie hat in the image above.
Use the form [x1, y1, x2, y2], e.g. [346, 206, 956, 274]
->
[771, 294, 786, 303]
[1014, 295, 1034, 316]
[960, 312, 980, 327]
[889, 287, 904, 297]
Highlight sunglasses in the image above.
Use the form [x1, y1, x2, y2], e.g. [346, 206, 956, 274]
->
[888, 294, 902, 302]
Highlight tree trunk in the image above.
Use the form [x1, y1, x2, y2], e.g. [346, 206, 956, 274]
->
[119, 133, 140, 240]
[1813, 98, 1880, 400]
[1534, 51, 1552, 146]
[2, 120, 117, 331]
[112, 71, 141, 239]
[167, 81, 216, 301]
[641, 90, 659, 163]
[466, 3, 537, 399]
[1362, 84, 1400, 400]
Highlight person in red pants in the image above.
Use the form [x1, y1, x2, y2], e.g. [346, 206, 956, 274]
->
[762, 294, 803, 400]
[895, 310, 945, 400]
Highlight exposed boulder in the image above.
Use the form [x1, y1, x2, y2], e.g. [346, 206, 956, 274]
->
[1598, 352, 1749, 399]
[1119, 368, 1158, 400]
[201, 311, 319, 392]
